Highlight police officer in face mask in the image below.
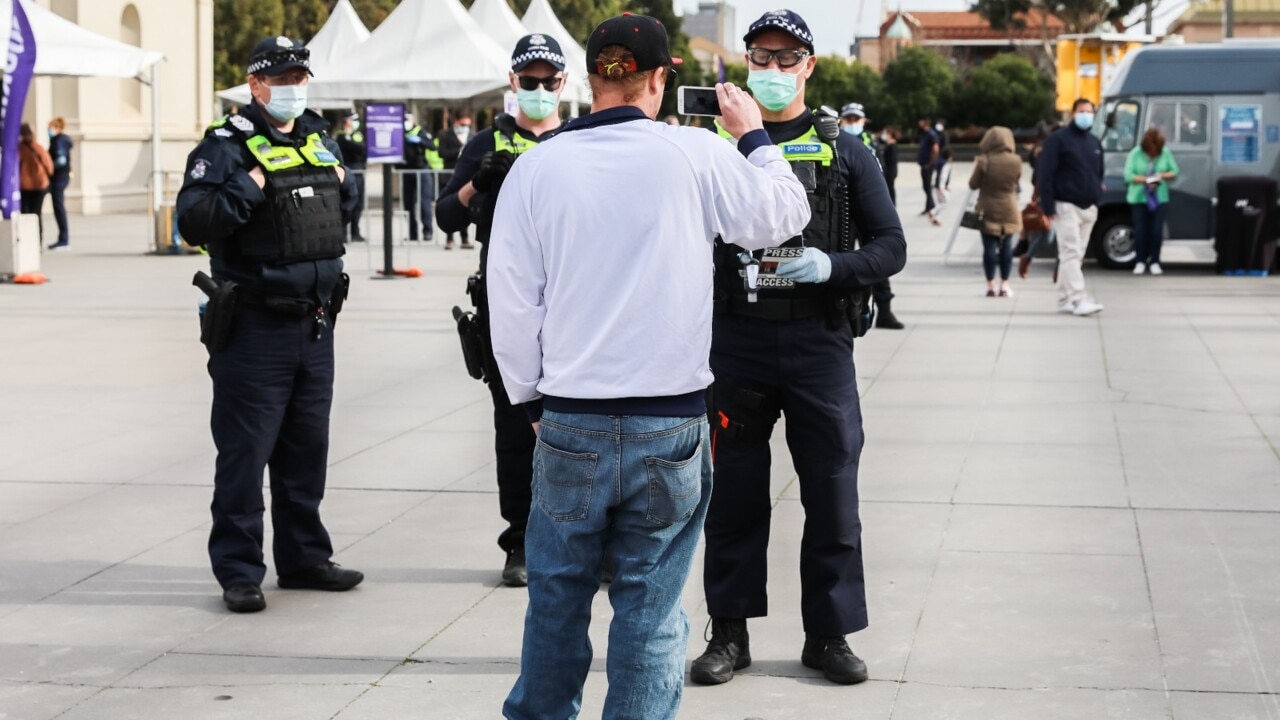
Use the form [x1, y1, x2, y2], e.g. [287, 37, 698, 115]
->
[693, 9, 907, 687]
[177, 36, 363, 614]
[436, 33, 568, 587]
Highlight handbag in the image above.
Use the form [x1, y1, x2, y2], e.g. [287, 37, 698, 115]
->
[960, 207, 983, 230]
[1021, 201, 1050, 233]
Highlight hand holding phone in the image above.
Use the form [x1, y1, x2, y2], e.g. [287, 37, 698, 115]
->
[677, 86, 721, 117]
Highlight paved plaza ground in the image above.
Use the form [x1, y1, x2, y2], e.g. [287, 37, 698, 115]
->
[1, 165, 1279, 720]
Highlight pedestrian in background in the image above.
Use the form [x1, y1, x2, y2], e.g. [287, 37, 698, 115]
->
[927, 147, 953, 226]
[18, 123, 53, 246]
[488, 14, 810, 718]
[335, 113, 367, 242]
[46, 117, 73, 250]
[917, 117, 939, 215]
[877, 126, 899, 205]
[970, 126, 1022, 297]
[1038, 98, 1105, 316]
[437, 111, 473, 249]
[1125, 127, 1179, 276]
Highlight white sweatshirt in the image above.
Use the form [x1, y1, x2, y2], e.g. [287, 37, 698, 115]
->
[487, 109, 811, 412]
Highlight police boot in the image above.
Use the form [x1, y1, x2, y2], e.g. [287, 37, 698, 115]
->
[801, 634, 868, 685]
[502, 546, 527, 587]
[875, 300, 905, 330]
[691, 618, 751, 685]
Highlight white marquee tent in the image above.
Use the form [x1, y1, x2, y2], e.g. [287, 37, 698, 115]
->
[307, 0, 511, 103]
[216, 0, 371, 108]
[521, 0, 590, 83]
[471, 0, 589, 108]
[1, 0, 165, 242]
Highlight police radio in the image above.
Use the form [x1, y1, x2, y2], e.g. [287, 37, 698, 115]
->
[813, 105, 841, 144]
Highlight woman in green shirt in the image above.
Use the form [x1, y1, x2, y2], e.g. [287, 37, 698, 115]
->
[1125, 128, 1180, 275]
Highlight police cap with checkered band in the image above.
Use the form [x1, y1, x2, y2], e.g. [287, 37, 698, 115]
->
[512, 33, 566, 72]
[744, 9, 815, 54]
[247, 36, 312, 77]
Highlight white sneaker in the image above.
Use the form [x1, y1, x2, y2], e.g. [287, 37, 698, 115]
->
[1057, 300, 1075, 314]
[1133, 262, 1146, 275]
[1072, 299, 1104, 316]
[1149, 263, 1163, 276]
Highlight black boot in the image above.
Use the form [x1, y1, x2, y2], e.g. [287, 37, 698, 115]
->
[801, 634, 868, 685]
[502, 546, 527, 587]
[875, 300, 905, 330]
[277, 561, 363, 591]
[691, 618, 751, 685]
[222, 584, 265, 613]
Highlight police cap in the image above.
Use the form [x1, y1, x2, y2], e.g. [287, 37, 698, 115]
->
[247, 36, 312, 77]
[744, 9, 815, 54]
[512, 33, 566, 72]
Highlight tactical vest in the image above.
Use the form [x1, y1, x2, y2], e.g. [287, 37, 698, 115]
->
[425, 137, 445, 170]
[714, 121, 849, 303]
[207, 115, 346, 265]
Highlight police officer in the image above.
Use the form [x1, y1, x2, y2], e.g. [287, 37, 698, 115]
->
[437, 112, 474, 249]
[177, 37, 363, 614]
[401, 112, 430, 242]
[842, 102, 905, 329]
[435, 32, 568, 587]
[335, 113, 366, 242]
[692, 10, 906, 686]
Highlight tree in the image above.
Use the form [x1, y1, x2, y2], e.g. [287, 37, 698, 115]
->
[213, 0, 285, 90]
[952, 53, 1054, 129]
[879, 47, 955, 131]
[805, 58, 883, 122]
[971, 0, 1144, 35]
[284, 0, 332, 42]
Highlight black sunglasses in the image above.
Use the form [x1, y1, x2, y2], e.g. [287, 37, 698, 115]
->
[517, 75, 564, 92]
[746, 47, 810, 68]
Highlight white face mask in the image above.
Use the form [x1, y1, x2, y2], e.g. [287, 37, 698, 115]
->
[842, 122, 864, 136]
[263, 83, 307, 123]
[455, 125, 471, 140]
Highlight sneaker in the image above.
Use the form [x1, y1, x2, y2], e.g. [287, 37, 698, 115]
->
[222, 584, 265, 613]
[999, 286, 1012, 297]
[47, 242, 69, 251]
[691, 619, 751, 685]
[1133, 262, 1146, 275]
[1149, 263, 1163, 276]
[801, 635, 869, 685]
[460, 241, 475, 250]
[277, 561, 363, 591]
[1057, 300, 1075, 314]
[986, 288, 996, 297]
[444, 240, 455, 250]
[502, 547, 527, 588]
[1072, 299, 1104, 316]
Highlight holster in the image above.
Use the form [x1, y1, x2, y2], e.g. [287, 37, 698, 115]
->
[330, 272, 350, 320]
[452, 305, 488, 381]
[193, 271, 240, 352]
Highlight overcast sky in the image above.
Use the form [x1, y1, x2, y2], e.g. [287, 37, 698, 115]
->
[675, 0, 1191, 56]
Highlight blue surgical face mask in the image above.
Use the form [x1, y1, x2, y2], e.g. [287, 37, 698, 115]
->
[1074, 112, 1095, 131]
[747, 69, 799, 112]
[48, 129, 56, 138]
[842, 123, 864, 136]
[517, 88, 558, 121]
[263, 83, 307, 123]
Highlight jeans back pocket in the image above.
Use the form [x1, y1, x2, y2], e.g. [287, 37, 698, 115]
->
[534, 439, 597, 522]
[644, 443, 704, 527]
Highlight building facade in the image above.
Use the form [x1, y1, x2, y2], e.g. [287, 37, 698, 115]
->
[21, 0, 215, 214]
[859, 10, 1065, 72]
[1167, 0, 1280, 42]
[684, 1, 737, 53]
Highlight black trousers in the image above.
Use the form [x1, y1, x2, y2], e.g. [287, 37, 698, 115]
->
[488, 375, 535, 551]
[920, 165, 935, 213]
[349, 172, 365, 239]
[20, 189, 45, 240]
[206, 306, 335, 589]
[403, 173, 420, 240]
[50, 177, 69, 245]
[884, 173, 897, 206]
[703, 314, 868, 637]
[871, 279, 893, 305]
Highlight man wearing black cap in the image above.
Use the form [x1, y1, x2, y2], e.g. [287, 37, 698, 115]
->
[693, 8, 907, 687]
[488, 13, 810, 719]
[177, 36, 364, 614]
[336, 113, 367, 242]
[841, 102, 906, 330]
[436, 32, 570, 589]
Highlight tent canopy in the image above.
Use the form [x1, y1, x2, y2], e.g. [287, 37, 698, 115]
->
[5, 0, 163, 78]
[521, 0, 590, 104]
[217, 0, 370, 108]
[470, 0, 528, 52]
[307, 0, 511, 103]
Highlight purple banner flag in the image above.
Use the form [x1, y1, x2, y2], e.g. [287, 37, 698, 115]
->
[716, 55, 726, 84]
[1, 0, 37, 219]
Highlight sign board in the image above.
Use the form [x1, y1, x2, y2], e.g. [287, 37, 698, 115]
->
[365, 103, 405, 165]
[1220, 105, 1261, 164]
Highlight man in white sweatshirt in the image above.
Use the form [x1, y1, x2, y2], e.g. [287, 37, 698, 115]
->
[487, 13, 810, 720]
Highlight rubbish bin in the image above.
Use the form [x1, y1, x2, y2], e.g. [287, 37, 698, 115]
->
[1215, 176, 1277, 275]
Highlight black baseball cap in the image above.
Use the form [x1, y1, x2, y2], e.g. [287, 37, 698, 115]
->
[247, 36, 312, 77]
[586, 13, 683, 75]
[512, 33, 566, 71]
[744, 9, 815, 54]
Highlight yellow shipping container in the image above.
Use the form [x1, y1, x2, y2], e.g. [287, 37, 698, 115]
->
[1056, 34, 1153, 113]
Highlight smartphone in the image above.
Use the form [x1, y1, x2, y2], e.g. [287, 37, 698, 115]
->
[677, 86, 721, 117]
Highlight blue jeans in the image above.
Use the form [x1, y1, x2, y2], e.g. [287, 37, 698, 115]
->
[504, 412, 712, 720]
[981, 233, 1013, 281]
[1131, 202, 1167, 264]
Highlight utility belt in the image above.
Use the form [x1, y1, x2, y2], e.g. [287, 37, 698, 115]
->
[715, 289, 874, 337]
[452, 272, 501, 383]
[193, 270, 349, 351]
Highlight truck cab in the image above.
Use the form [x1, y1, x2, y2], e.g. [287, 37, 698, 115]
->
[1088, 41, 1280, 267]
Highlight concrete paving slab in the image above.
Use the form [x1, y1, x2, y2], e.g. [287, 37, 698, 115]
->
[120, 652, 397, 688]
[890, 684, 1170, 720]
[943, 504, 1139, 555]
[1169, 690, 1280, 720]
[0, 482, 112, 525]
[952, 442, 1130, 507]
[0, 680, 101, 720]
[55, 685, 369, 720]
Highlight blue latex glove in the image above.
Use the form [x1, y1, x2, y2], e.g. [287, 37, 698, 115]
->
[776, 247, 832, 284]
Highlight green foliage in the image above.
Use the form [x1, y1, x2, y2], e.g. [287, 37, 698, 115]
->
[970, 0, 1143, 34]
[879, 47, 955, 129]
[213, 0, 284, 90]
[953, 53, 1054, 129]
[806, 58, 883, 120]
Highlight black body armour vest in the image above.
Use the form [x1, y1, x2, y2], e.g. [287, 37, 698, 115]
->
[208, 117, 346, 265]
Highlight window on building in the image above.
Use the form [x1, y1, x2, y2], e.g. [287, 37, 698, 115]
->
[120, 4, 142, 113]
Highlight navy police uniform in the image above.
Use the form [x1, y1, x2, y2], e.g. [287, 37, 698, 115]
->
[176, 45, 360, 607]
[335, 117, 367, 241]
